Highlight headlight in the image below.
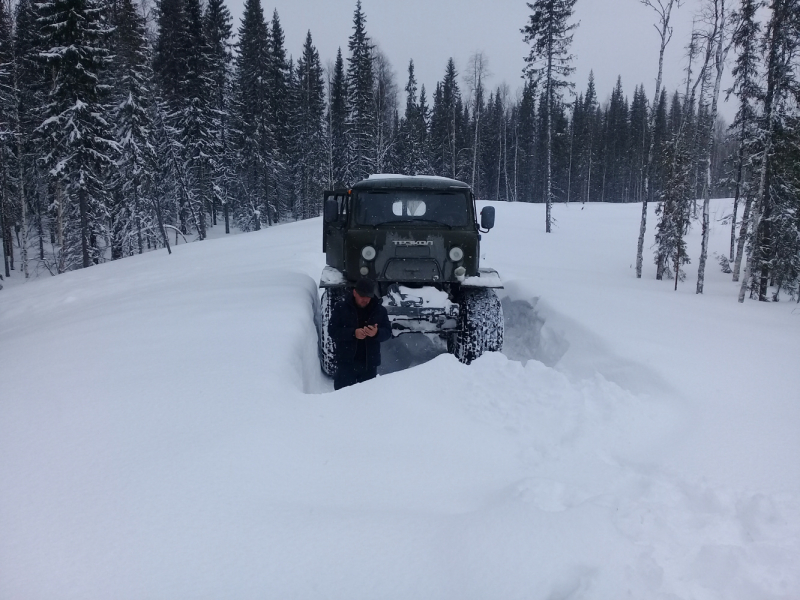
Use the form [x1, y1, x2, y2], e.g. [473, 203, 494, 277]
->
[449, 246, 464, 261]
[361, 245, 376, 260]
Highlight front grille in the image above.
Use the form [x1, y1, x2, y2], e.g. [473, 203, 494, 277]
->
[394, 245, 431, 258]
[383, 259, 441, 281]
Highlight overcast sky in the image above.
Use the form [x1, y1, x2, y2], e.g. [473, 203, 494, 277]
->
[225, 0, 737, 121]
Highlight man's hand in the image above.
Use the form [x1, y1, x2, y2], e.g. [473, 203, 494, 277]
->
[354, 328, 367, 340]
[363, 324, 378, 338]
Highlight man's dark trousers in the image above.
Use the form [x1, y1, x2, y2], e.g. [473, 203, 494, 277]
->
[334, 364, 377, 390]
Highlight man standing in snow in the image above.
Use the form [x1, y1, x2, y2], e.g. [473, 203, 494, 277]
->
[329, 279, 392, 390]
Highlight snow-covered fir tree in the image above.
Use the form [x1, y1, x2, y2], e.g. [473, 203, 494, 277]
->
[153, 0, 215, 239]
[396, 60, 418, 175]
[738, 0, 800, 302]
[372, 47, 398, 174]
[14, 0, 49, 266]
[345, 1, 376, 182]
[429, 58, 465, 180]
[267, 10, 290, 219]
[36, 0, 117, 271]
[109, 0, 168, 259]
[290, 30, 326, 219]
[327, 47, 348, 187]
[0, 0, 15, 278]
[729, 0, 763, 281]
[203, 0, 234, 231]
[231, 0, 271, 230]
[522, 0, 579, 232]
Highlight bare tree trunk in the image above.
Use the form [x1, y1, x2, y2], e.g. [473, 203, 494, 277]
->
[12, 60, 29, 278]
[451, 103, 457, 180]
[0, 175, 9, 279]
[545, 54, 553, 232]
[35, 182, 44, 260]
[472, 108, 480, 190]
[586, 149, 592, 203]
[730, 142, 744, 261]
[637, 0, 680, 278]
[732, 193, 751, 280]
[503, 105, 510, 202]
[497, 109, 503, 201]
[150, 194, 172, 255]
[738, 193, 762, 302]
[567, 102, 575, 204]
[513, 124, 518, 202]
[79, 188, 90, 268]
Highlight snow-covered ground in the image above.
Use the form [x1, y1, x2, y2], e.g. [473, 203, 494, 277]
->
[1, 199, 798, 599]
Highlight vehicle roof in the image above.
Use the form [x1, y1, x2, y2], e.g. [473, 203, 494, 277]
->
[351, 175, 471, 192]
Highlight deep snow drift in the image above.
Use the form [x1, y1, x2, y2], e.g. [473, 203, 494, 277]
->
[1, 199, 798, 599]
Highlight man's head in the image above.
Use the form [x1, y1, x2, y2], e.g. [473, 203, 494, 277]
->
[353, 279, 375, 307]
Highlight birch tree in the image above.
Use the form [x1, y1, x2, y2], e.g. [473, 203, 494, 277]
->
[465, 51, 489, 192]
[636, 0, 681, 277]
[696, 0, 733, 294]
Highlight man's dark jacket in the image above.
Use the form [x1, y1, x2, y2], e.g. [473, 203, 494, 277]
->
[329, 293, 392, 368]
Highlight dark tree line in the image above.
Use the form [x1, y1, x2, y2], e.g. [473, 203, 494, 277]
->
[0, 0, 796, 303]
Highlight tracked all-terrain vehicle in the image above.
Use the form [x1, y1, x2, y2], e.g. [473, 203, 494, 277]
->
[318, 175, 503, 375]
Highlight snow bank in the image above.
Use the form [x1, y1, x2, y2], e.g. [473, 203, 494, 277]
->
[1, 200, 798, 599]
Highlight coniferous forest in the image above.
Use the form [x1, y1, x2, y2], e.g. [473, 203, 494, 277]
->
[0, 0, 797, 300]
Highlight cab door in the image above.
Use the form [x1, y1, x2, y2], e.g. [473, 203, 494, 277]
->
[323, 190, 350, 270]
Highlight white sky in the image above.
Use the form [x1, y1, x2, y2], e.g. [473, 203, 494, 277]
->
[225, 0, 737, 121]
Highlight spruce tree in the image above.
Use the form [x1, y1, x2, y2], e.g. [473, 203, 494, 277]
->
[373, 47, 398, 174]
[154, 0, 214, 239]
[602, 77, 630, 202]
[576, 73, 598, 203]
[327, 47, 348, 186]
[729, 0, 762, 280]
[522, 0, 578, 232]
[36, 0, 116, 271]
[14, 0, 48, 263]
[110, 0, 168, 258]
[182, 0, 214, 238]
[767, 112, 800, 300]
[398, 59, 420, 175]
[516, 80, 537, 203]
[416, 84, 432, 174]
[628, 84, 650, 203]
[203, 0, 233, 230]
[738, 0, 799, 302]
[268, 9, 289, 218]
[0, 0, 14, 278]
[292, 30, 326, 219]
[231, 0, 271, 230]
[429, 58, 463, 180]
[346, 0, 375, 181]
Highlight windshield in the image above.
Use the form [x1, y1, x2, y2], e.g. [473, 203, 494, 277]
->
[354, 191, 471, 227]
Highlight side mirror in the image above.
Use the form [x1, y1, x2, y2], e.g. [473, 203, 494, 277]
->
[480, 206, 495, 230]
[324, 198, 339, 223]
